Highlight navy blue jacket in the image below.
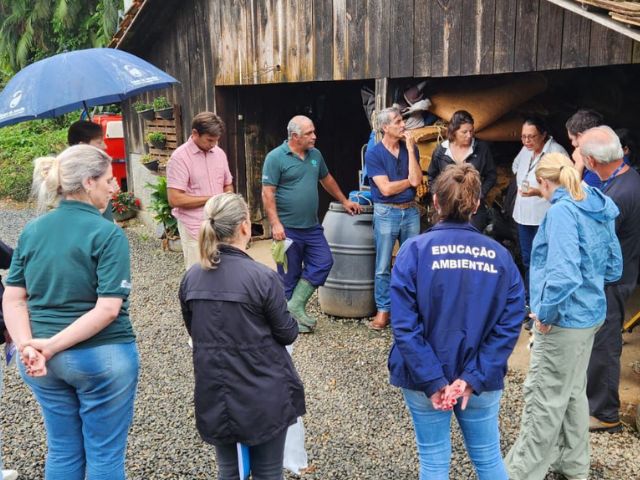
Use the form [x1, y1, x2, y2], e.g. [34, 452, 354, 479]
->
[179, 245, 305, 446]
[388, 222, 525, 396]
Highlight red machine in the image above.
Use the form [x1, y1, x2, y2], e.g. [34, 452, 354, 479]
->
[92, 114, 127, 189]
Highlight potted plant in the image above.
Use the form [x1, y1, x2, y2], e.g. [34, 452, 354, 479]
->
[111, 191, 141, 222]
[153, 96, 173, 120]
[146, 177, 181, 251]
[147, 131, 167, 149]
[134, 101, 155, 121]
[140, 153, 159, 172]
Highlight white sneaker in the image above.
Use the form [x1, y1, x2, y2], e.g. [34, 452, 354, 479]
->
[2, 470, 18, 480]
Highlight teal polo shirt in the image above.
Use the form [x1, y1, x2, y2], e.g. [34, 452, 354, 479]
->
[262, 141, 329, 228]
[7, 200, 135, 349]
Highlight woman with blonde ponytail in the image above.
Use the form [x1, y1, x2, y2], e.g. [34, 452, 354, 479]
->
[180, 193, 305, 480]
[506, 152, 623, 480]
[3, 144, 138, 480]
[389, 163, 524, 479]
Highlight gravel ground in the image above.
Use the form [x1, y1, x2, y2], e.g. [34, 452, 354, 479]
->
[1, 204, 640, 479]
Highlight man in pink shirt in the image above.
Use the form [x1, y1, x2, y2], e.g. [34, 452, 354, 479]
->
[167, 112, 234, 268]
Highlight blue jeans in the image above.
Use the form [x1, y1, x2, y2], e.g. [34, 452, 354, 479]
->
[373, 204, 420, 311]
[402, 388, 508, 480]
[279, 225, 334, 299]
[20, 342, 139, 480]
[516, 223, 538, 303]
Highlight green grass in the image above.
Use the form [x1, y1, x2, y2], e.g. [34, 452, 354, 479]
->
[0, 119, 71, 201]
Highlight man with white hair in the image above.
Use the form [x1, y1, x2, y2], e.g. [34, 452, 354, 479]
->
[579, 125, 640, 432]
[261, 115, 361, 333]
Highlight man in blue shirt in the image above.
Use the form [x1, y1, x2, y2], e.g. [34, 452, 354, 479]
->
[365, 107, 423, 329]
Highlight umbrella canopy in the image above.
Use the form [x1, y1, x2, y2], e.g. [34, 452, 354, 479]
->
[0, 48, 179, 127]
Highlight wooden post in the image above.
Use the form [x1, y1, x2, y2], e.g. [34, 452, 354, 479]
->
[374, 78, 389, 142]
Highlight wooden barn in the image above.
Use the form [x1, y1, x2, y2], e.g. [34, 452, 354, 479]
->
[111, 0, 640, 232]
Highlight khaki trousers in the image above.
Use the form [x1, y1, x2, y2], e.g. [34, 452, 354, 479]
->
[177, 220, 199, 270]
[506, 323, 598, 480]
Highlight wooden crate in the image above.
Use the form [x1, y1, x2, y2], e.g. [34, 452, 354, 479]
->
[143, 105, 183, 170]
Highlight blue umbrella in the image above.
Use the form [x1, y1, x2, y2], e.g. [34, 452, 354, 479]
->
[0, 48, 179, 127]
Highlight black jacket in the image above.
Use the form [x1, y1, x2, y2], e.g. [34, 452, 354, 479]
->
[0, 240, 14, 341]
[179, 245, 305, 446]
[427, 140, 497, 199]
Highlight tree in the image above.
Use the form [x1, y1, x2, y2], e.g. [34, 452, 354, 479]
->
[0, 0, 123, 75]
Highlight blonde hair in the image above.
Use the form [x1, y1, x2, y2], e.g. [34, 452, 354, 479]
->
[432, 163, 481, 223]
[31, 145, 112, 212]
[535, 152, 585, 201]
[199, 193, 249, 270]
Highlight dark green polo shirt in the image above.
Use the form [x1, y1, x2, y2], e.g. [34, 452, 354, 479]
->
[261, 141, 329, 228]
[7, 200, 135, 348]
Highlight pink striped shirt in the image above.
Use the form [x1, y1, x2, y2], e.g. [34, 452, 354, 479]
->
[166, 137, 233, 239]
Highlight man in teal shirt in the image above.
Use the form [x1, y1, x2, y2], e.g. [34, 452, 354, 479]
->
[262, 115, 360, 332]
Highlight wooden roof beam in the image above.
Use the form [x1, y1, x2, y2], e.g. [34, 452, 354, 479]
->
[544, 0, 640, 42]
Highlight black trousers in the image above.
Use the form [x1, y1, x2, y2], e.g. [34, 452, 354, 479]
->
[587, 283, 634, 423]
[214, 429, 287, 480]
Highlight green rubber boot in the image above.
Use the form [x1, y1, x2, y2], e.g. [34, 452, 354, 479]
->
[288, 279, 317, 333]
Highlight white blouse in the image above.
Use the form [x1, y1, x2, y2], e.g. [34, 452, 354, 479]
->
[512, 137, 568, 226]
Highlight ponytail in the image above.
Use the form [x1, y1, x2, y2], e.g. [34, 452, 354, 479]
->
[535, 152, 585, 201]
[432, 163, 481, 223]
[31, 156, 60, 212]
[198, 193, 249, 270]
[31, 145, 112, 213]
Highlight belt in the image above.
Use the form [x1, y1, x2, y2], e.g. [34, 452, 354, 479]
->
[379, 201, 416, 209]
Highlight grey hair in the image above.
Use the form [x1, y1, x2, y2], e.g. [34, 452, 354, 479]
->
[376, 107, 402, 134]
[580, 126, 624, 165]
[198, 193, 249, 270]
[287, 119, 302, 140]
[287, 115, 313, 140]
[32, 145, 112, 213]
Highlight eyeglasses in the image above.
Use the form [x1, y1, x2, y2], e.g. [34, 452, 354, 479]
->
[521, 134, 540, 141]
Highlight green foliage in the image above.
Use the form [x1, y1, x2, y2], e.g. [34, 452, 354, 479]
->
[145, 177, 178, 238]
[101, 103, 121, 114]
[0, 117, 72, 201]
[133, 101, 152, 112]
[153, 96, 171, 110]
[146, 131, 166, 143]
[0, 0, 124, 74]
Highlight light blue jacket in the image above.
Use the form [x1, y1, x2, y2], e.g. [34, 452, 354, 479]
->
[530, 186, 622, 328]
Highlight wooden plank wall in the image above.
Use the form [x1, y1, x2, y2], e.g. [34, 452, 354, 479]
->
[120, 0, 640, 153]
[208, 0, 639, 85]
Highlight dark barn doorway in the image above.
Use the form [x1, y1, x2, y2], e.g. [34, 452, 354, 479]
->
[216, 80, 373, 236]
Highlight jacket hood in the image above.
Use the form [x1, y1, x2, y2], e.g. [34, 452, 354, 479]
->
[551, 186, 619, 223]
